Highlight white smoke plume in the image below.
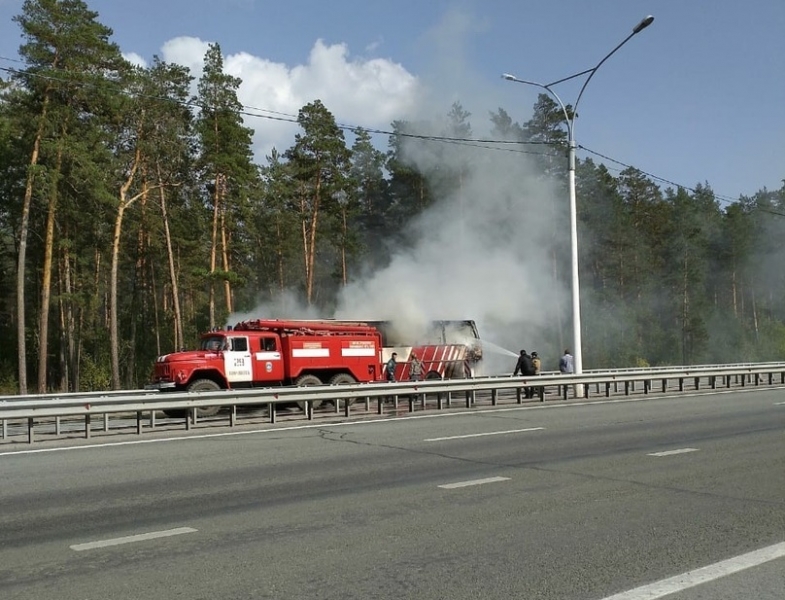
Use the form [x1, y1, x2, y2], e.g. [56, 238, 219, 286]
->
[334, 129, 570, 374]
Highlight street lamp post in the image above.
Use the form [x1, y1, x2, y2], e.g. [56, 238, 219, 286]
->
[503, 15, 654, 381]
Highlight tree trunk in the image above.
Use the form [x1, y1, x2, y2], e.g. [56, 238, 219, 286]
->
[156, 162, 183, 351]
[37, 135, 64, 392]
[209, 173, 222, 329]
[62, 242, 76, 391]
[306, 175, 322, 304]
[110, 146, 142, 389]
[221, 210, 233, 315]
[17, 91, 52, 394]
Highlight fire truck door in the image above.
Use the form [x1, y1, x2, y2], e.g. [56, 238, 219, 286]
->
[253, 335, 284, 382]
[224, 336, 253, 384]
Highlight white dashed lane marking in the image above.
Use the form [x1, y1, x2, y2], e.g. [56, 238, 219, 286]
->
[598, 542, 785, 599]
[438, 476, 511, 489]
[70, 527, 197, 551]
[647, 448, 699, 457]
[424, 427, 544, 442]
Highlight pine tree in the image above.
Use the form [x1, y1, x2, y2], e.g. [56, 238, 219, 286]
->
[284, 100, 352, 304]
[194, 42, 257, 327]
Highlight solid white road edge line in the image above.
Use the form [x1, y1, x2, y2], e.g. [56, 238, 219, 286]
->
[70, 527, 197, 551]
[438, 476, 510, 489]
[424, 427, 544, 442]
[647, 448, 699, 457]
[598, 541, 785, 600]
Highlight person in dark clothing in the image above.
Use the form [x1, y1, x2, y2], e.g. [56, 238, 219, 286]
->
[513, 350, 535, 376]
[385, 352, 398, 382]
[513, 350, 536, 398]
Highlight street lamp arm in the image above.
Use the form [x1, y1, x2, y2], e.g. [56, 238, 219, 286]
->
[573, 16, 654, 131]
[501, 74, 573, 139]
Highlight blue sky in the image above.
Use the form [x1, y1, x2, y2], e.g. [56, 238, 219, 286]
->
[1, 0, 783, 202]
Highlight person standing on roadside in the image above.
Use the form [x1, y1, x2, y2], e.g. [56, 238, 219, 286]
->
[513, 350, 533, 377]
[385, 352, 398, 382]
[408, 353, 423, 381]
[559, 349, 574, 374]
[559, 349, 574, 398]
[531, 352, 541, 375]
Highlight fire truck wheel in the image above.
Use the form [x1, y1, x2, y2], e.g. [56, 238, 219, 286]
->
[187, 379, 222, 417]
[329, 373, 357, 406]
[425, 371, 442, 380]
[294, 374, 324, 411]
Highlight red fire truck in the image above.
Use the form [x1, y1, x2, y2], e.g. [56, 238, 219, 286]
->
[146, 319, 383, 415]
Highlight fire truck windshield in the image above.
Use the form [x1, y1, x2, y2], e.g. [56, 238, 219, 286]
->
[200, 335, 226, 352]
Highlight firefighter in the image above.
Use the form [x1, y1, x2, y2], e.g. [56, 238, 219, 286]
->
[385, 352, 398, 382]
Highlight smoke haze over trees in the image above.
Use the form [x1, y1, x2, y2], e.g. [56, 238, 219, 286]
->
[0, 0, 783, 393]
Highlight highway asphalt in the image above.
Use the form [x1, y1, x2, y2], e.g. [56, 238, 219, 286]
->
[0, 388, 783, 599]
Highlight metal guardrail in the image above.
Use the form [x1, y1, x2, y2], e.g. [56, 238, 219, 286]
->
[2, 364, 784, 444]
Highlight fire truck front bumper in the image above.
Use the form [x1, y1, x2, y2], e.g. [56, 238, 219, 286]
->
[145, 381, 177, 391]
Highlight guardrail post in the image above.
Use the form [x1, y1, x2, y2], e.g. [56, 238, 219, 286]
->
[491, 389, 498, 406]
[662, 379, 667, 393]
[103, 413, 110, 432]
[624, 381, 630, 396]
[230, 405, 237, 427]
[85, 414, 91, 439]
[437, 391, 444, 410]
[28, 418, 34, 444]
[56, 416, 61, 436]
[605, 382, 611, 398]
[694, 377, 700, 390]
[306, 401, 314, 420]
[393, 395, 399, 410]
[344, 399, 351, 418]
[679, 378, 684, 392]
[561, 385, 568, 400]
[268, 403, 276, 423]
[136, 411, 142, 435]
[185, 410, 192, 430]
[365, 396, 371, 411]
[517, 387, 523, 404]
[741, 375, 746, 387]
[710, 376, 716, 389]
[643, 380, 649, 395]
[781, 372, 784, 384]
[465, 390, 471, 408]
[754, 373, 759, 386]
[408, 396, 415, 412]
[377, 397, 383, 415]
[446, 390, 452, 407]
[150, 410, 156, 429]
[421, 393, 426, 410]
[538, 386, 544, 402]
[768, 373, 773, 385]
[2, 419, 7, 440]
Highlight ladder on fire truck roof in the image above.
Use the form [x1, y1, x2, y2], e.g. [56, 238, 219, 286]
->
[231, 319, 380, 336]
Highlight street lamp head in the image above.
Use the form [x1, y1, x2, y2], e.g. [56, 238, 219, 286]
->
[633, 15, 654, 34]
[501, 73, 517, 81]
